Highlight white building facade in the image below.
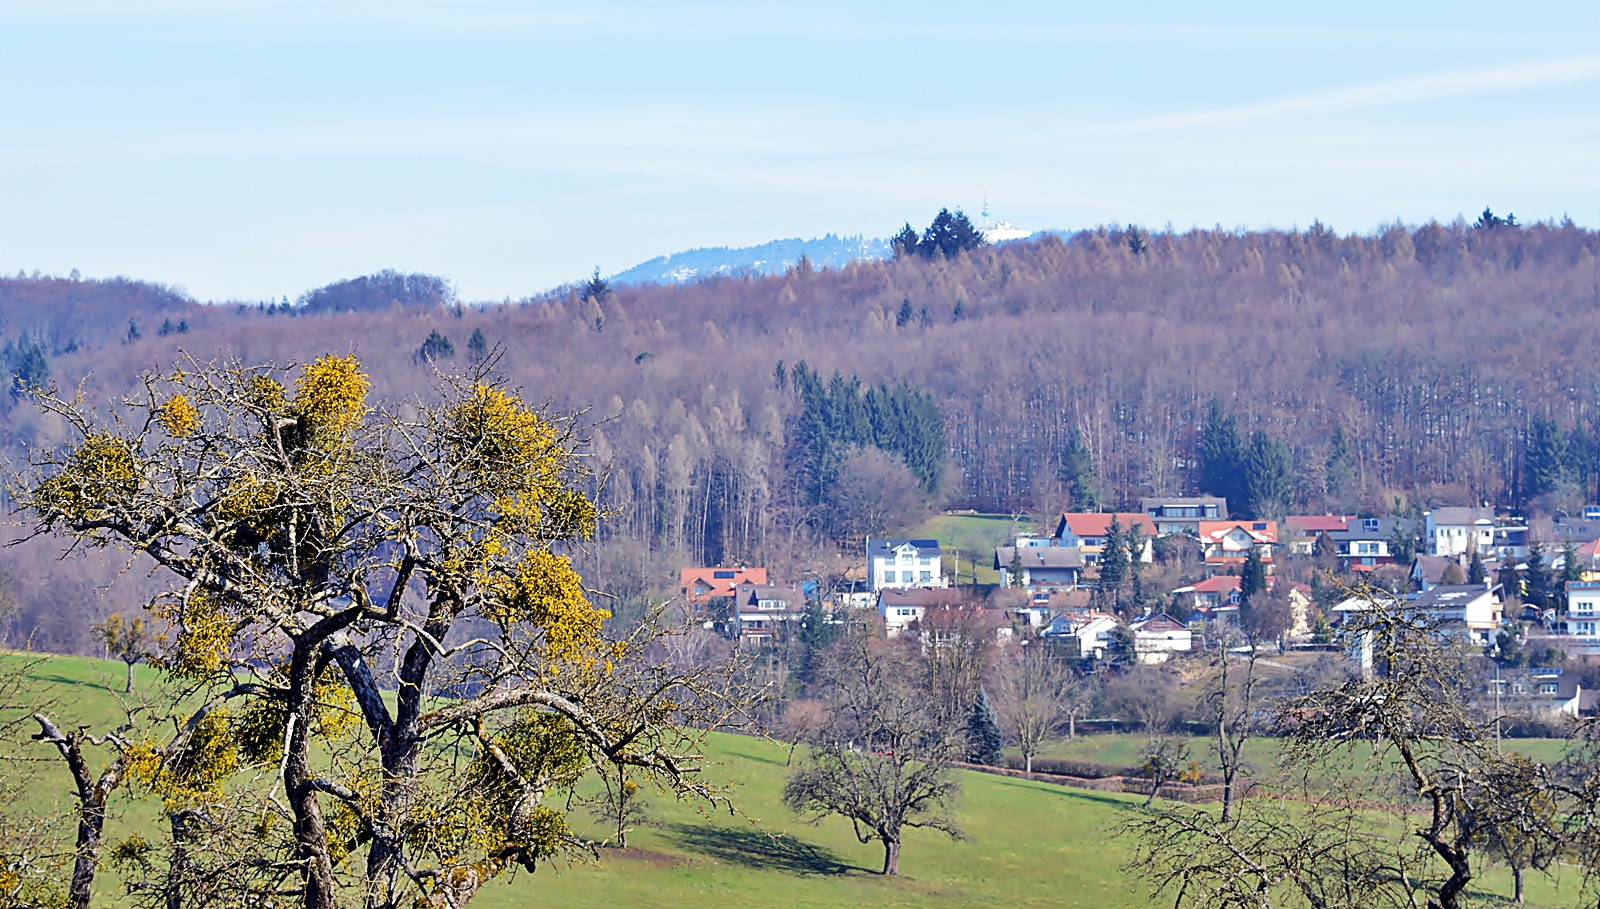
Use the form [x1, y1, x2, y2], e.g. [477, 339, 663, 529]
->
[867, 538, 947, 592]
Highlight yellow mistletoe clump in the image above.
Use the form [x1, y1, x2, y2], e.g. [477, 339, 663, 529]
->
[291, 354, 369, 445]
[449, 384, 597, 538]
[33, 433, 140, 522]
[127, 710, 240, 809]
[485, 550, 608, 661]
[152, 591, 236, 681]
[155, 394, 201, 438]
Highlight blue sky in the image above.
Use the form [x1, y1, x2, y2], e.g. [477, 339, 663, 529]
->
[2, 1, 1598, 302]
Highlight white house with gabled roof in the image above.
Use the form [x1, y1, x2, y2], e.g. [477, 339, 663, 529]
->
[867, 538, 947, 592]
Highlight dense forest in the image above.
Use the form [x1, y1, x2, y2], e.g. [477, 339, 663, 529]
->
[3, 214, 1600, 651]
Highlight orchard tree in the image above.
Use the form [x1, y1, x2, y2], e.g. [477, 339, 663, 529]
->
[784, 631, 961, 875]
[93, 612, 148, 693]
[11, 354, 749, 909]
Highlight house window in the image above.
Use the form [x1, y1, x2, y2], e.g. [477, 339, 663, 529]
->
[882, 572, 894, 585]
[1540, 683, 1561, 695]
[1363, 518, 1380, 532]
[1580, 622, 1597, 635]
[919, 571, 931, 582]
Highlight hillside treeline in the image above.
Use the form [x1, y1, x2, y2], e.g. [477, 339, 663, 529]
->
[2, 216, 1600, 648]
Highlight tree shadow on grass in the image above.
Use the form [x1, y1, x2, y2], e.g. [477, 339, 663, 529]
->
[667, 824, 859, 876]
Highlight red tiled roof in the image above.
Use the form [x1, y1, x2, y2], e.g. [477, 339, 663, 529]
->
[1284, 515, 1354, 535]
[680, 567, 768, 598]
[1198, 520, 1279, 545]
[1190, 575, 1242, 593]
[1061, 512, 1157, 538]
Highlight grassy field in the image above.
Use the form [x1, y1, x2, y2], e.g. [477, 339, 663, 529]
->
[0, 652, 1585, 908]
[911, 512, 1038, 586]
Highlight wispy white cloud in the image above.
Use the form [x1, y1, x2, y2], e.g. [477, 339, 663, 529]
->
[1071, 55, 1600, 138]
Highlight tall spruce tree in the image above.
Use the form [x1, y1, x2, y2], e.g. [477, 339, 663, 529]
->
[1058, 429, 1100, 510]
[966, 688, 1005, 766]
[1498, 558, 1523, 604]
[1244, 429, 1293, 520]
[918, 208, 985, 259]
[1325, 424, 1357, 505]
[890, 224, 920, 259]
[1562, 541, 1583, 585]
[1524, 541, 1552, 609]
[1239, 548, 1267, 606]
[1098, 516, 1129, 611]
[1524, 414, 1566, 502]
[1200, 399, 1244, 515]
[1468, 549, 1487, 585]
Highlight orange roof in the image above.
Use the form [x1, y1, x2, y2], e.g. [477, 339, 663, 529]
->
[1284, 515, 1354, 535]
[1190, 575, 1241, 593]
[680, 567, 767, 599]
[1060, 512, 1157, 538]
[1198, 520, 1279, 545]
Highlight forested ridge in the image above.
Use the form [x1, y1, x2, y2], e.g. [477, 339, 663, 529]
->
[3, 215, 1600, 651]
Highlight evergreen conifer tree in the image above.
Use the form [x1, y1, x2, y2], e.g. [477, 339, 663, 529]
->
[1244, 429, 1293, 520]
[1498, 559, 1523, 604]
[466, 327, 488, 363]
[1468, 549, 1487, 585]
[1562, 541, 1583, 585]
[1239, 548, 1267, 606]
[966, 688, 1005, 766]
[890, 224, 920, 259]
[896, 298, 915, 328]
[1058, 429, 1100, 510]
[1325, 425, 1357, 505]
[1524, 541, 1551, 609]
[1009, 548, 1025, 589]
[1098, 516, 1129, 608]
[1200, 399, 1244, 514]
[1524, 414, 1567, 502]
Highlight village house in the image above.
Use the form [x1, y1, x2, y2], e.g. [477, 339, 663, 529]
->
[729, 583, 806, 646]
[877, 587, 967, 637]
[1129, 613, 1193, 664]
[1334, 584, 1502, 646]
[1197, 520, 1277, 568]
[1041, 610, 1121, 660]
[681, 566, 767, 603]
[1567, 581, 1600, 636]
[680, 566, 768, 619]
[1052, 513, 1156, 563]
[1283, 515, 1353, 556]
[1423, 507, 1495, 558]
[1327, 516, 1409, 570]
[1172, 575, 1241, 610]
[1139, 496, 1227, 536]
[994, 545, 1083, 590]
[1411, 554, 1465, 591]
[1491, 667, 1591, 717]
[867, 538, 947, 592]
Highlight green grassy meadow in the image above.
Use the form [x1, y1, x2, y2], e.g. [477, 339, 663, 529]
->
[0, 651, 1586, 908]
[911, 513, 1038, 586]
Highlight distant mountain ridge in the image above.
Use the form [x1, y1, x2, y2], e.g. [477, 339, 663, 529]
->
[608, 234, 890, 286]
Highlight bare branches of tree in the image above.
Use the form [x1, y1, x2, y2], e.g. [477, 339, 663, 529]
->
[782, 631, 962, 875]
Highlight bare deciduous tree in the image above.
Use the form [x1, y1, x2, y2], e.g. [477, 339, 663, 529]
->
[991, 642, 1078, 776]
[783, 630, 961, 875]
[1129, 585, 1568, 909]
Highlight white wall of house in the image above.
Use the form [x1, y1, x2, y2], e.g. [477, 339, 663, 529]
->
[870, 542, 946, 591]
[879, 603, 925, 636]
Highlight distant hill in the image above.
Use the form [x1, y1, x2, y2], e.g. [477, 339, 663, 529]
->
[608, 234, 889, 285]
[297, 269, 456, 315]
